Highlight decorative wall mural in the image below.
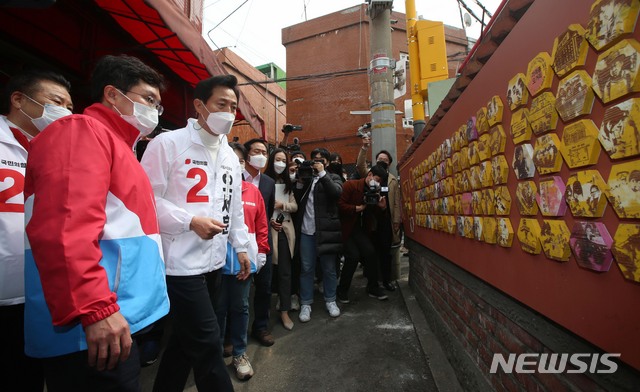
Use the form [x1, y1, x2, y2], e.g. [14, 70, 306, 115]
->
[537, 176, 568, 217]
[483, 217, 498, 244]
[605, 159, 640, 218]
[507, 73, 529, 110]
[561, 119, 602, 168]
[518, 218, 542, 254]
[526, 52, 554, 96]
[491, 155, 509, 185]
[466, 116, 478, 142]
[612, 223, 640, 282]
[598, 97, 640, 159]
[497, 217, 514, 247]
[487, 95, 504, 126]
[510, 108, 532, 144]
[552, 24, 589, 78]
[592, 39, 640, 103]
[476, 106, 490, 135]
[556, 70, 596, 122]
[512, 143, 536, 179]
[473, 216, 484, 241]
[478, 133, 492, 162]
[565, 170, 609, 217]
[585, 0, 640, 51]
[494, 186, 512, 215]
[540, 220, 572, 262]
[516, 181, 539, 216]
[570, 221, 614, 272]
[529, 92, 559, 135]
[533, 133, 564, 175]
[489, 125, 507, 156]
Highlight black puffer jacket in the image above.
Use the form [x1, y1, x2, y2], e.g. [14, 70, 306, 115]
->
[293, 172, 343, 256]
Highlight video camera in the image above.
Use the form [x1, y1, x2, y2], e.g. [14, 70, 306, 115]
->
[294, 157, 315, 181]
[364, 181, 381, 205]
[357, 122, 372, 138]
[282, 124, 303, 133]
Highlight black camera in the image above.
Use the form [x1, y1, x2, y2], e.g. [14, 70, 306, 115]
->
[296, 159, 315, 181]
[357, 122, 372, 138]
[364, 182, 381, 205]
[275, 213, 285, 224]
[283, 124, 303, 133]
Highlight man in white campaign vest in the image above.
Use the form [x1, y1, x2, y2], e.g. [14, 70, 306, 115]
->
[141, 74, 250, 392]
[0, 69, 73, 391]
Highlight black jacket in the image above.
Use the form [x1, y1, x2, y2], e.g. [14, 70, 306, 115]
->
[293, 172, 343, 256]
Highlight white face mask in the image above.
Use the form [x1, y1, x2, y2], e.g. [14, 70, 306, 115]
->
[21, 95, 72, 132]
[274, 161, 287, 174]
[249, 154, 268, 170]
[369, 179, 380, 188]
[116, 90, 159, 136]
[204, 108, 235, 135]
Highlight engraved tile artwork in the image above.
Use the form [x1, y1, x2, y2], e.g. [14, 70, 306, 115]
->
[526, 52, 554, 96]
[529, 92, 559, 135]
[592, 39, 640, 103]
[612, 223, 640, 282]
[473, 216, 484, 241]
[491, 155, 510, 185]
[540, 219, 572, 262]
[489, 125, 507, 156]
[565, 170, 609, 217]
[518, 218, 543, 254]
[537, 176, 568, 217]
[605, 159, 640, 218]
[585, 0, 640, 51]
[483, 217, 498, 244]
[510, 108, 532, 144]
[552, 24, 589, 78]
[561, 119, 602, 168]
[516, 181, 539, 216]
[507, 73, 530, 110]
[512, 143, 536, 180]
[556, 70, 596, 122]
[487, 95, 504, 127]
[476, 106, 490, 135]
[570, 221, 614, 272]
[497, 217, 515, 247]
[478, 133, 492, 162]
[533, 133, 564, 175]
[598, 97, 640, 159]
[494, 185, 512, 216]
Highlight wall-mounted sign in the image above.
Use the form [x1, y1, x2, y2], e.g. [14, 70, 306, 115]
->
[526, 52, 554, 96]
[483, 188, 496, 215]
[516, 181, 539, 216]
[565, 170, 609, 217]
[585, 0, 640, 51]
[489, 125, 507, 156]
[518, 218, 543, 254]
[592, 39, 640, 103]
[477, 133, 492, 162]
[494, 185, 512, 215]
[605, 159, 640, 218]
[552, 24, 589, 78]
[598, 97, 640, 159]
[540, 219, 572, 262]
[533, 133, 564, 175]
[507, 73, 530, 110]
[537, 176, 567, 217]
[529, 92, 559, 135]
[512, 143, 536, 179]
[556, 70, 596, 122]
[612, 223, 640, 282]
[570, 221, 614, 272]
[561, 119, 602, 168]
[487, 95, 504, 127]
[491, 155, 510, 185]
[480, 160, 493, 188]
[510, 108, 533, 144]
[476, 106, 490, 135]
[497, 217, 515, 247]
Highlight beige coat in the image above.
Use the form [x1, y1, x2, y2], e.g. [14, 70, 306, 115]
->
[357, 147, 402, 245]
[270, 183, 297, 264]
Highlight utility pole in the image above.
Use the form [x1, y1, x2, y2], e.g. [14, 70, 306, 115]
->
[368, 0, 398, 175]
[405, 0, 425, 138]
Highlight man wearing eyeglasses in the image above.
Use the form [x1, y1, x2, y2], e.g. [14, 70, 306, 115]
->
[23, 55, 170, 391]
[0, 69, 73, 392]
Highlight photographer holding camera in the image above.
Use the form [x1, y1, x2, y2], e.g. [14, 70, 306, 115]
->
[293, 148, 343, 322]
[336, 164, 390, 303]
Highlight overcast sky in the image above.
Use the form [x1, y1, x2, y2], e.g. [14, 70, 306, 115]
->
[202, 0, 503, 71]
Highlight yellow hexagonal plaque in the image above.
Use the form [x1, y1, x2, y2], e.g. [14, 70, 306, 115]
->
[556, 70, 596, 122]
[470, 165, 482, 190]
[533, 133, 563, 175]
[510, 108, 532, 144]
[483, 217, 498, 244]
[592, 39, 640, 103]
[605, 159, 640, 218]
[491, 155, 509, 185]
[480, 160, 493, 188]
[454, 194, 463, 215]
[518, 218, 542, 254]
[526, 52, 554, 97]
[598, 97, 640, 159]
[461, 169, 472, 192]
[494, 185, 512, 216]
[507, 73, 529, 110]
[464, 216, 475, 238]
[513, 143, 536, 180]
[565, 170, 610, 217]
[468, 141, 480, 166]
[585, 0, 640, 51]
[452, 152, 461, 173]
[489, 125, 507, 156]
[460, 147, 470, 169]
[483, 188, 496, 215]
[497, 217, 514, 248]
[516, 181, 539, 216]
[537, 176, 568, 217]
[478, 133, 492, 162]
[528, 92, 558, 135]
[487, 95, 504, 127]
[473, 217, 484, 241]
[612, 223, 640, 282]
[540, 219, 572, 262]
[472, 191, 483, 215]
[561, 119, 602, 168]
[458, 125, 469, 148]
[552, 24, 589, 78]
[476, 106, 490, 135]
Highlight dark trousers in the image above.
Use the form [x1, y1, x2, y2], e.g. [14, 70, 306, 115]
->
[338, 226, 380, 293]
[251, 253, 273, 333]
[375, 218, 393, 284]
[153, 271, 233, 392]
[274, 231, 293, 310]
[0, 304, 44, 392]
[42, 340, 140, 392]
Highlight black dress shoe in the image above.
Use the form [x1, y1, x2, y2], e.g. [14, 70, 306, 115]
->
[383, 282, 396, 292]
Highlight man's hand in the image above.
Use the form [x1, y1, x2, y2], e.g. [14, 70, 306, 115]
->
[190, 216, 226, 239]
[85, 311, 131, 371]
[313, 160, 325, 174]
[362, 136, 371, 150]
[377, 195, 387, 210]
[355, 204, 366, 213]
[271, 219, 283, 231]
[236, 252, 251, 281]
